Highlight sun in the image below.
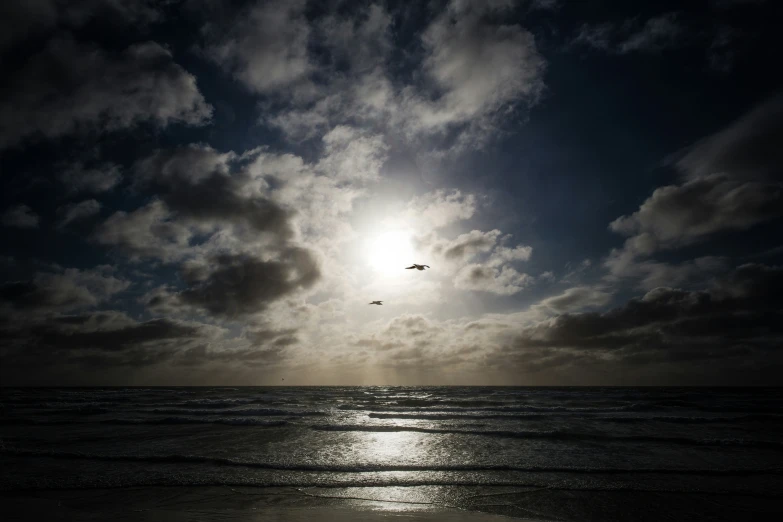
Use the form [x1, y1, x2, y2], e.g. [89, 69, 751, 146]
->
[367, 230, 415, 275]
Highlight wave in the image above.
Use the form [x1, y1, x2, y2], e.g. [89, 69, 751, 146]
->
[100, 417, 288, 427]
[147, 408, 324, 417]
[310, 425, 783, 449]
[2, 448, 780, 476]
[177, 399, 261, 408]
[367, 412, 783, 424]
[341, 403, 661, 414]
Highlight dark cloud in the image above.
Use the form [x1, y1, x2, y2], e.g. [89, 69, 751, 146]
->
[178, 344, 290, 367]
[1, 204, 40, 229]
[509, 264, 783, 367]
[95, 145, 301, 262]
[94, 200, 194, 262]
[245, 327, 298, 347]
[609, 173, 783, 252]
[60, 162, 123, 194]
[133, 145, 294, 240]
[57, 199, 101, 229]
[149, 249, 320, 318]
[0, 268, 129, 316]
[606, 95, 783, 286]
[0, 0, 165, 55]
[572, 13, 683, 54]
[0, 310, 222, 375]
[677, 93, 783, 182]
[618, 13, 682, 53]
[0, 0, 57, 55]
[0, 36, 211, 149]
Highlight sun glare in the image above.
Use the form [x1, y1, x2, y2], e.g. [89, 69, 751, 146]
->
[367, 230, 415, 275]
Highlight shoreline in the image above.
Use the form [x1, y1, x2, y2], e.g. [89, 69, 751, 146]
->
[3, 484, 781, 522]
[2, 486, 530, 521]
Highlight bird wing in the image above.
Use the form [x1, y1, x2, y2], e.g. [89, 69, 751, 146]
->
[424, 265, 430, 268]
[405, 265, 416, 269]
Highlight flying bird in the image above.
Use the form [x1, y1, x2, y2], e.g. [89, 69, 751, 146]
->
[405, 264, 430, 270]
[369, 300, 383, 305]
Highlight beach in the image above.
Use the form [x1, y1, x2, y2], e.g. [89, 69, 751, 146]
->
[4, 485, 780, 521]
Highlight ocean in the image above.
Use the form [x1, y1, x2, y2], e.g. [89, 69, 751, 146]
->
[1, 387, 782, 520]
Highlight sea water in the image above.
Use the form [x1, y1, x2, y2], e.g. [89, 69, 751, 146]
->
[1, 387, 781, 519]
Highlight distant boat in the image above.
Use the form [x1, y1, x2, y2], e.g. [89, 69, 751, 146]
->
[369, 300, 383, 305]
[405, 264, 430, 270]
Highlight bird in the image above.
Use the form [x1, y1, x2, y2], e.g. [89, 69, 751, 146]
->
[405, 264, 430, 270]
[369, 300, 383, 305]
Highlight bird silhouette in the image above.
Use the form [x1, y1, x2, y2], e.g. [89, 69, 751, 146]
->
[369, 300, 383, 305]
[405, 264, 430, 270]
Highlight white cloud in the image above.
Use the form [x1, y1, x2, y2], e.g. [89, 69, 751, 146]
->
[406, 190, 477, 229]
[533, 286, 612, 313]
[454, 264, 533, 295]
[265, 0, 546, 152]
[204, 0, 311, 93]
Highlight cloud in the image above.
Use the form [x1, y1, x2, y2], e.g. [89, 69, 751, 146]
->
[407, 0, 545, 138]
[618, 13, 682, 53]
[0, 36, 212, 149]
[676, 93, 783, 182]
[605, 95, 783, 287]
[605, 253, 727, 290]
[572, 13, 683, 54]
[609, 173, 783, 252]
[435, 229, 502, 261]
[203, 0, 310, 93]
[60, 162, 122, 194]
[0, 267, 129, 316]
[0, 0, 57, 55]
[316, 3, 392, 74]
[2, 204, 40, 229]
[146, 249, 320, 319]
[315, 125, 389, 183]
[266, 0, 545, 152]
[133, 144, 294, 242]
[707, 26, 742, 72]
[454, 264, 533, 295]
[57, 199, 101, 228]
[529, 0, 560, 10]
[0, 310, 225, 375]
[406, 190, 477, 229]
[533, 286, 612, 313]
[572, 23, 613, 51]
[511, 264, 783, 362]
[487, 244, 533, 266]
[94, 200, 194, 262]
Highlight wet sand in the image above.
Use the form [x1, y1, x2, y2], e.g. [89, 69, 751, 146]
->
[2, 487, 533, 522]
[4, 485, 782, 522]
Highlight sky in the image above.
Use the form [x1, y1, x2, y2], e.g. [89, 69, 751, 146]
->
[1, 0, 782, 386]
